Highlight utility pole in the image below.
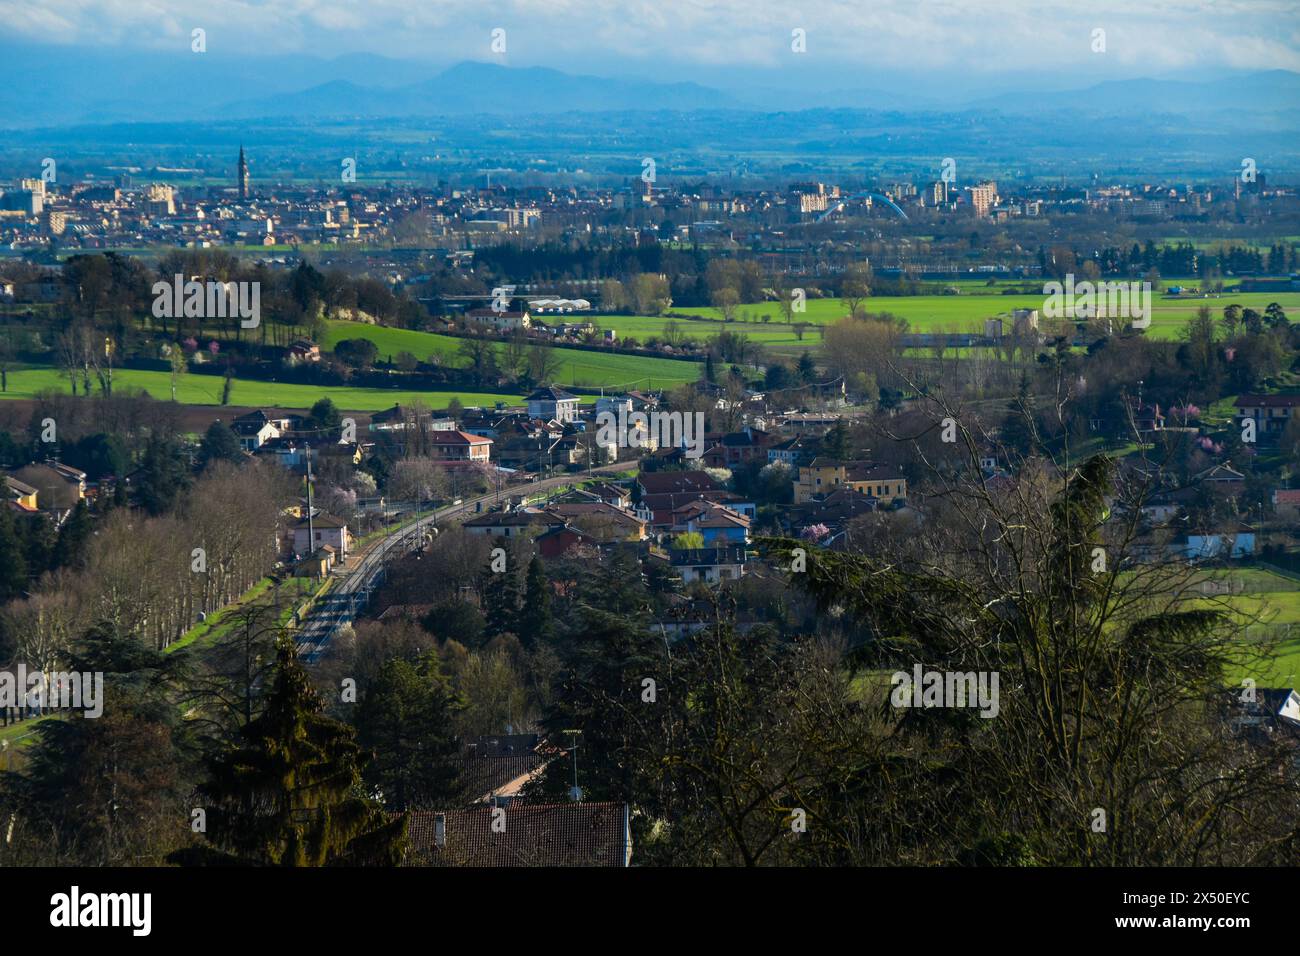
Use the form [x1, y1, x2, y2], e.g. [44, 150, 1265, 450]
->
[563, 729, 583, 802]
[305, 441, 315, 556]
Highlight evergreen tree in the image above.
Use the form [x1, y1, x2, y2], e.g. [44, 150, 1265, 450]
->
[354, 654, 463, 810]
[14, 623, 188, 865]
[797, 351, 816, 384]
[52, 499, 92, 571]
[531, 605, 663, 804]
[137, 433, 191, 515]
[0, 504, 28, 601]
[199, 420, 244, 468]
[1000, 372, 1038, 457]
[481, 546, 521, 639]
[823, 418, 850, 460]
[20, 514, 55, 579]
[0, 430, 24, 469]
[64, 433, 127, 481]
[309, 397, 342, 432]
[517, 555, 554, 648]
[172, 640, 406, 866]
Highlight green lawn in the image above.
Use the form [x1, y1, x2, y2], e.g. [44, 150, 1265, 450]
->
[163, 577, 281, 656]
[584, 291, 1300, 353]
[0, 714, 55, 750]
[1190, 567, 1300, 686]
[0, 366, 531, 413]
[323, 320, 702, 389]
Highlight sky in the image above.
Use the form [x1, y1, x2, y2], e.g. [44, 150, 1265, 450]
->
[3, 0, 1298, 94]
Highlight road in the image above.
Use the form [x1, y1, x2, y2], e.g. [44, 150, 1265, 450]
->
[294, 462, 630, 663]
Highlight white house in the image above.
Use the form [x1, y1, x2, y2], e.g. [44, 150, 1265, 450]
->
[527, 386, 580, 424]
[467, 307, 531, 331]
[291, 513, 351, 559]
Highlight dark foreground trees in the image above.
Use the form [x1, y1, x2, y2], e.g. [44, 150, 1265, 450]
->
[354, 654, 463, 811]
[170, 640, 406, 866]
[529, 438, 1300, 865]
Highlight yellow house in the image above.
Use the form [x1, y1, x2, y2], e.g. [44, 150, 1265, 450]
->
[794, 458, 907, 504]
[12, 461, 85, 511]
[4, 475, 38, 510]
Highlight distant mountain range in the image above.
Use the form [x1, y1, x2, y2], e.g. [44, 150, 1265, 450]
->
[221, 62, 743, 117]
[966, 70, 1300, 117]
[2, 42, 1297, 128]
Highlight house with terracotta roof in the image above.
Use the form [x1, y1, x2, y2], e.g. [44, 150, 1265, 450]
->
[460, 734, 547, 805]
[670, 499, 751, 545]
[638, 490, 754, 529]
[403, 802, 631, 867]
[534, 523, 601, 558]
[428, 429, 493, 463]
[1273, 488, 1300, 522]
[699, 426, 775, 468]
[625, 390, 659, 411]
[544, 501, 647, 541]
[637, 468, 720, 498]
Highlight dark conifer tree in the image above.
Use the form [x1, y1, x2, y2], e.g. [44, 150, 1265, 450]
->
[354, 654, 462, 810]
[0, 505, 28, 602]
[517, 555, 553, 648]
[173, 640, 406, 866]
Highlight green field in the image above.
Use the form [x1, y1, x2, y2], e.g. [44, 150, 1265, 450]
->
[1195, 568, 1300, 686]
[587, 290, 1300, 353]
[323, 320, 702, 389]
[0, 366, 531, 412]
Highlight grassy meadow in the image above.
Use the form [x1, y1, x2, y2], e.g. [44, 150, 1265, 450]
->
[0, 366, 534, 412]
[562, 288, 1300, 360]
[321, 320, 702, 389]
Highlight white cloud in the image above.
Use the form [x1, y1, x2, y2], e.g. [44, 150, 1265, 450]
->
[0, 0, 1295, 75]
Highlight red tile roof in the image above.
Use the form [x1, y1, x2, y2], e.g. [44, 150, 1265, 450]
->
[404, 802, 629, 867]
[637, 469, 719, 496]
[429, 429, 492, 446]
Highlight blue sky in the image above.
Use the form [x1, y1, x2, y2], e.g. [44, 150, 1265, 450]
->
[3, 0, 1297, 94]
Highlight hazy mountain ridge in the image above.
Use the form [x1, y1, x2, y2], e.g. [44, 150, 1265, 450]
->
[4, 42, 1297, 128]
